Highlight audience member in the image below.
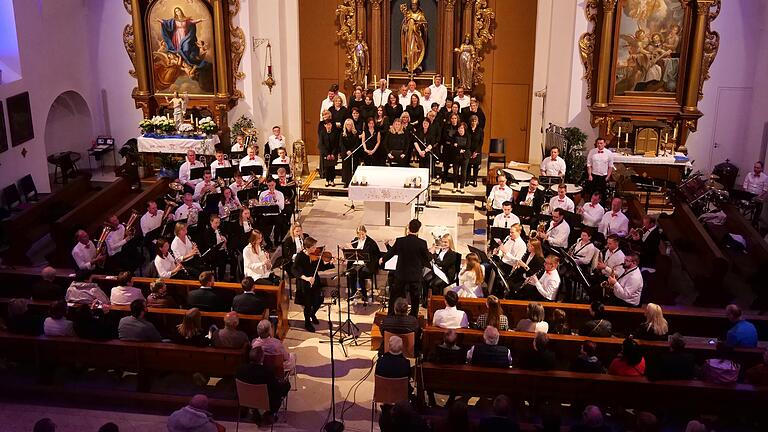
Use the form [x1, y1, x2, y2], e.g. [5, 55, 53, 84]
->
[518, 332, 556, 371]
[231, 277, 266, 315]
[432, 291, 469, 329]
[515, 302, 549, 333]
[173, 308, 209, 346]
[636, 411, 659, 432]
[477, 394, 520, 432]
[467, 326, 512, 368]
[109, 271, 145, 305]
[700, 342, 740, 384]
[646, 332, 696, 381]
[570, 405, 611, 432]
[376, 335, 411, 379]
[430, 401, 473, 432]
[235, 347, 290, 425]
[744, 347, 768, 385]
[187, 272, 226, 312]
[475, 295, 509, 331]
[685, 420, 707, 432]
[379, 400, 429, 432]
[73, 301, 118, 340]
[167, 394, 221, 432]
[32, 267, 64, 301]
[632, 303, 669, 341]
[43, 300, 75, 337]
[251, 319, 293, 370]
[725, 304, 758, 348]
[118, 299, 162, 342]
[146, 279, 178, 308]
[380, 297, 421, 352]
[549, 308, 570, 335]
[571, 340, 605, 373]
[579, 301, 612, 337]
[4, 298, 42, 335]
[426, 329, 466, 407]
[211, 311, 250, 350]
[608, 338, 645, 376]
[33, 418, 56, 432]
[97, 423, 119, 432]
[65, 273, 109, 305]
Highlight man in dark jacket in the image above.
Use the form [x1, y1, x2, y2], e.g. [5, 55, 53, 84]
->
[478, 395, 520, 432]
[518, 332, 557, 371]
[379, 297, 420, 353]
[376, 335, 411, 379]
[380, 219, 431, 317]
[467, 326, 512, 368]
[187, 271, 227, 312]
[646, 332, 696, 381]
[232, 277, 266, 315]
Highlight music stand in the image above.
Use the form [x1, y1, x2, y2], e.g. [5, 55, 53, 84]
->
[237, 188, 259, 204]
[539, 176, 562, 187]
[240, 164, 263, 178]
[559, 249, 591, 302]
[202, 192, 221, 214]
[489, 227, 510, 246]
[269, 163, 291, 177]
[333, 248, 370, 347]
[468, 245, 510, 296]
[215, 166, 234, 180]
[190, 167, 205, 181]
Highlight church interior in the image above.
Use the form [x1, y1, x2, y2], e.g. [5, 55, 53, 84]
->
[1, 0, 768, 431]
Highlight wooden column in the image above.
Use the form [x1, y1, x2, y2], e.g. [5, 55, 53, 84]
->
[130, 0, 150, 96]
[683, 0, 715, 112]
[441, 0, 458, 80]
[212, 0, 230, 98]
[462, 0, 475, 38]
[371, 0, 383, 82]
[356, 0, 366, 36]
[593, 0, 617, 108]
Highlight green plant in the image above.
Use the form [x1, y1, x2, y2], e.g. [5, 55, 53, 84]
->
[230, 114, 255, 143]
[563, 127, 587, 185]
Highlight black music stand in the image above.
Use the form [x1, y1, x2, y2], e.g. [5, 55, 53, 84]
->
[335, 248, 371, 347]
[237, 187, 259, 204]
[215, 166, 235, 180]
[190, 167, 205, 181]
[559, 249, 592, 302]
[240, 164, 263, 178]
[268, 163, 291, 177]
[202, 192, 221, 214]
[489, 227, 510, 246]
[468, 244, 510, 297]
[539, 176, 562, 187]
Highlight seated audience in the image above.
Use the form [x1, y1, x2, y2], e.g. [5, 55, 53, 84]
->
[173, 308, 210, 346]
[579, 301, 612, 337]
[118, 299, 162, 342]
[187, 271, 227, 312]
[518, 332, 557, 371]
[167, 394, 222, 432]
[478, 394, 519, 432]
[701, 342, 740, 384]
[109, 271, 145, 306]
[4, 298, 42, 335]
[73, 301, 118, 340]
[231, 277, 266, 315]
[608, 338, 645, 376]
[32, 267, 65, 301]
[432, 291, 469, 329]
[635, 412, 658, 432]
[467, 326, 512, 368]
[475, 295, 509, 331]
[515, 302, 549, 333]
[211, 311, 250, 350]
[430, 401, 472, 432]
[146, 279, 178, 308]
[379, 400, 429, 432]
[427, 329, 466, 407]
[744, 347, 768, 385]
[251, 319, 294, 370]
[725, 304, 758, 348]
[570, 405, 611, 432]
[549, 308, 570, 335]
[33, 418, 56, 432]
[632, 303, 669, 341]
[376, 335, 411, 379]
[571, 340, 605, 373]
[97, 423, 119, 432]
[43, 300, 75, 337]
[236, 347, 291, 425]
[380, 297, 421, 351]
[65, 274, 110, 305]
[685, 420, 707, 432]
[646, 332, 696, 381]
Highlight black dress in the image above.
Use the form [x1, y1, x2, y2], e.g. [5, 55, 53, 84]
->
[328, 105, 349, 129]
[405, 104, 425, 127]
[318, 127, 339, 183]
[293, 251, 334, 324]
[340, 132, 361, 186]
[384, 131, 410, 167]
[384, 103, 403, 122]
[441, 124, 458, 179]
[452, 133, 471, 189]
[468, 126, 484, 185]
[360, 102, 376, 121]
[362, 127, 384, 166]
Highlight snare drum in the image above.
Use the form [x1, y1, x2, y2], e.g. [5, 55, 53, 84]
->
[512, 182, 546, 192]
[549, 183, 583, 194]
[502, 168, 534, 182]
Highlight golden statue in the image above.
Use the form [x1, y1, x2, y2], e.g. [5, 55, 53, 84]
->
[400, 0, 427, 73]
[352, 31, 369, 86]
[454, 34, 477, 89]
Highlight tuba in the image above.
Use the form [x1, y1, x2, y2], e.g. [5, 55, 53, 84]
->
[292, 140, 310, 177]
[124, 210, 140, 238]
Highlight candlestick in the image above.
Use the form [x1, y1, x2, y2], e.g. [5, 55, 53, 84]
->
[166, 113, 170, 120]
[625, 132, 629, 143]
[364, 75, 368, 89]
[451, 76, 455, 92]
[618, 126, 621, 136]
[386, 74, 390, 87]
[665, 132, 669, 142]
[673, 125, 677, 140]
[374, 74, 377, 84]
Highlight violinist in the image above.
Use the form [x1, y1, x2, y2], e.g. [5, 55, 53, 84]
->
[293, 236, 335, 332]
[344, 226, 381, 307]
[281, 223, 309, 279]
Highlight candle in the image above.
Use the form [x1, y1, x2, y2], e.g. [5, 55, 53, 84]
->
[673, 125, 678, 140]
[374, 74, 377, 84]
[451, 76, 455, 92]
[665, 132, 669, 142]
[625, 132, 629, 143]
[365, 75, 368, 89]
[166, 113, 170, 120]
[618, 126, 621, 136]
[386, 74, 390, 87]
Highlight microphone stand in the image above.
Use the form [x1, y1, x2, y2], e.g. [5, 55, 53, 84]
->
[322, 299, 344, 432]
[341, 137, 370, 216]
[413, 133, 440, 209]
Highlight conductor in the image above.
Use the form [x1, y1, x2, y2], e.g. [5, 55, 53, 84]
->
[380, 219, 431, 317]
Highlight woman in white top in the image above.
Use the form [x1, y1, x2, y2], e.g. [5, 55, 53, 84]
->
[154, 238, 185, 278]
[43, 300, 75, 337]
[453, 253, 485, 298]
[218, 187, 241, 219]
[170, 222, 201, 278]
[569, 230, 599, 268]
[242, 229, 273, 283]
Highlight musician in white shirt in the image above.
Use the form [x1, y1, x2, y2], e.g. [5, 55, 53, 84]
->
[548, 184, 575, 213]
[272, 147, 291, 166]
[266, 126, 286, 158]
[372, 79, 392, 107]
[599, 197, 629, 237]
[258, 178, 287, 248]
[171, 222, 199, 264]
[542, 208, 571, 249]
[606, 253, 643, 307]
[231, 133, 246, 152]
[229, 172, 247, 195]
[520, 255, 561, 301]
[496, 224, 527, 268]
[578, 192, 605, 228]
[743, 161, 768, 196]
[595, 235, 625, 278]
[453, 86, 470, 109]
[492, 201, 521, 228]
[178, 149, 205, 192]
[174, 193, 203, 222]
[104, 214, 133, 257]
[586, 137, 614, 195]
[428, 75, 448, 108]
[140, 200, 169, 236]
[569, 231, 599, 268]
[487, 175, 514, 211]
[239, 146, 266, 182]
[193, 170, 218, 201]
[540, 147, 567, 177]
[243, 230, 273, 281]
[72, 230, 104, 272]
[209, 149, 231, 179]
[397, 85, 410, 109]
[154, 238, 185, 278]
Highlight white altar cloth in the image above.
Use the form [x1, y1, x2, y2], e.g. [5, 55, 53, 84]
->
[137, 135, 219, 155]
[613, 152, 692, 167]
[348, 166, 429, 203]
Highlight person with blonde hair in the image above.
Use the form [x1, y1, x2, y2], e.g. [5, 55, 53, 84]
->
[243, 230, 275, 285]
[506, 238, 545, 295]
[454, 253, 485, 298]
[340, 118, 360, 186]
[515, 302, 549, 333]
[428, 233, 458, 300]
[633, 303, 669, 340]
[476, 295, 508, 331]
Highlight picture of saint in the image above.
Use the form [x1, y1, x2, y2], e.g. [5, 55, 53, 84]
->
[400, 0, 427, 73]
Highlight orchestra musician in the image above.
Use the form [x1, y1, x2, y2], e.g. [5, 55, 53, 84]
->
[193, 170, 218, 202]
[540, 208, 571, 249]
[599, 198, 629, 238]
[199, 214, 231, 282]
[170, 222, 202, 279]
[578, 192, 605, 228]
[384, 117, 410, 167]
[104, 214, 141, 274]
[493, 224, 527, 276]
[72, 229, 105, 276]
[362, 116, 384, 166]
[516, 255, 561, 302]
[594, 234, 625, 280]
[452, 253, 485, 298]
[492, 201, 521, 228]
[257, 177, 286, 250]
[603, 253, 643, 307]
[629, 214, 661, 268]
[229, 171, 247, 195]
[504, 238, 545, 296]
[174, 193, 203, 224]
[569, 230, 599, 270]
[380, 219, 431, 317]
[450, 122, 471, 194]
[319, 120, 339, 187]
[586, 137, 614, 197]
[209, 148, 230, 179]
[231, 132, 246, 152]
[427, 232, 459, 301]
[266, 125, 285, 160]
[243, 229, 278, 285]
[140, 200, 172, 237]
[540, 146, 566, 177]
[518, 177, 545, 211]
[282, 223, 309, 278]
[487, 175, 514, 213]
[154, 238, 186, 279]
[179, 149, 205, 193]
[548, 184, 575, 213]
[239, 145, 266, 183]
[218, 187, 241, 220]
[344, 225, 381, 306]
[272, 147, 291, 166]
[293, 236, 335, 332]
[340, 118, 361, 187]
[231, 207, 254, 252]
[275, 167, 296, 218]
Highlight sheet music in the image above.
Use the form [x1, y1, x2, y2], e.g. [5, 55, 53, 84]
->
[432, 263, 450, 285]
[384, 255, 398, 271]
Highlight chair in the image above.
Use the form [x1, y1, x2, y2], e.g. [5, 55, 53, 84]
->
[2, 184, 30, 212]
[235, 379, 273, 432]
[18, 174, 38, 202]
[263, 352, 298, 391]
[383, 331, 415, 359]
[371, 375, 410, 432]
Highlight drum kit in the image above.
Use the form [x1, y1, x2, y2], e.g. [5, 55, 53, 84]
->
[677, 171, 729, 213]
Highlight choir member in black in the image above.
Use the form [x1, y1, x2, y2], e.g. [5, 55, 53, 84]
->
[362, 117, 384, 166]
[384, 118, 411, 167]
[413, 118, 439, 174]
[384, 92, 403, 122]
[427, 233, 459, 299]
[437, 99, 454, 128]
[318, 109, 333, 134]
[344, 226, 381, 306]
[374, 105, 390, 133]
[427, 103, 443, 136]
[318, 120, 339, 187]
[360, 92, 376, 121]
[400, 111, 414, 134]
[506, 238, 546, 296]
[451, 122, 471, 193]
[349, 87, 365, 113]
[328, 95, 348, 130]
[468, 115, 484, 187]
[461, 98, 486, 130]
[292, 236, 335, 332]
[199, 214, 232, 282]
[441, 113, 460, 183]
[405, 94, 425, 127]
[350, 107, 364, 135]
[340, 118, 361, 187]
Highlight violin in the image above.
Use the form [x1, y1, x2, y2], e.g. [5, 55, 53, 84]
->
[309, 249, 335, 263]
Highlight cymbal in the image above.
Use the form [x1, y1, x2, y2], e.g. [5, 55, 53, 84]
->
[706, 181, 724, 190]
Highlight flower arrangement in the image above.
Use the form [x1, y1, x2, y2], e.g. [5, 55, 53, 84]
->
[178, 123, 195, 135]
[198, 117, 218, 135]
[151, 116, 176, 134]
[139, 118, 155, 134]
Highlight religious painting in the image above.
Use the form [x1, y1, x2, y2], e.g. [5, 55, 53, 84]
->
[6, 92, 33, 147]
[0, 102, 8, 153]
[147, 0, 216, 95]
[613, 0, 684, 97]
[389, 0, 438, 73]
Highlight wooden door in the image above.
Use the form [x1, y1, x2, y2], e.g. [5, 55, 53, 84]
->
[489, 84, 531, 163]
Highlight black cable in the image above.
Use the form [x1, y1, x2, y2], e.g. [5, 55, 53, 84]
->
[340, 353, 377, 421]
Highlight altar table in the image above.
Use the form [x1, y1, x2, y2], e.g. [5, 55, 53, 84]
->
[137, 135, 220, 155]
[349, 166, 429, 226]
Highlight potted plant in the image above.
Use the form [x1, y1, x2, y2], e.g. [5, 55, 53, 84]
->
[563, 127, 587, 185]
[139, 118, 154, 135]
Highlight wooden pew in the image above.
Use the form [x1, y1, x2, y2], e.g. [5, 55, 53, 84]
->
[426, 296, 768, 340]
[420, 326, 765, 370]
[419, 363, 767, 415]
[708, 203, 768, 284]
[1, 174, 93, 266]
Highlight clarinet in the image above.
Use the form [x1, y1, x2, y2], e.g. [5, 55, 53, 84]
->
[168, 248, 190, 278]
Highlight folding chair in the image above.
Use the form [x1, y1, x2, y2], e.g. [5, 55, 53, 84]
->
[370, 375, 410, 432]
[235, 379, 277, 432]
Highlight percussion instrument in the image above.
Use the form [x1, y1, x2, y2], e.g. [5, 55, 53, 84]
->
[502, 168, 534, 182]
[511, 182, 546, 192]
[549, 183, 583, 194]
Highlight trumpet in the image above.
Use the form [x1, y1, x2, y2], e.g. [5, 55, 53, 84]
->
[169, 181, 184, 192]
[540, 203, 551, 215]
[629, 226, 646, 239]
[200, 182, 219, 207]
[529, 221, 548, 239]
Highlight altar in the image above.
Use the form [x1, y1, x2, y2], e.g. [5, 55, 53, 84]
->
[137, 135, 220, 156]
[613, 153, 692, 184]
[348, 166, 429, 227]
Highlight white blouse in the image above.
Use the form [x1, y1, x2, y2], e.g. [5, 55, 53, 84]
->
[154, 253, 178, 278]
[454, 267, 484, 298]
[171, 236, 196, 262]
[243, 244, 271, 280]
